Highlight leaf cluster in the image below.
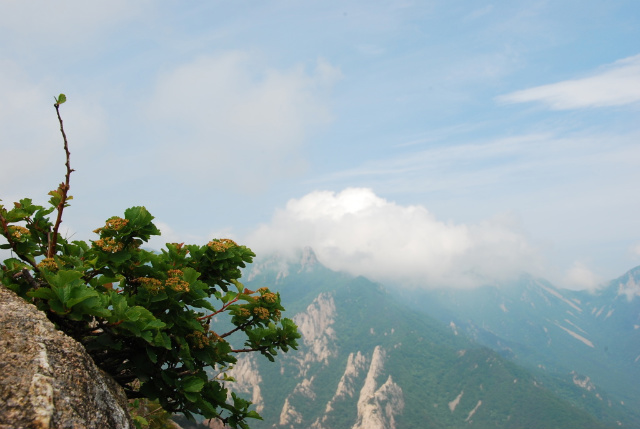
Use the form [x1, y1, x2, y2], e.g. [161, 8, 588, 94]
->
[0, 96, 300, 428]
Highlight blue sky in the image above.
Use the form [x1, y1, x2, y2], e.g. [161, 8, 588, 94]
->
[1, 1, 640, 290]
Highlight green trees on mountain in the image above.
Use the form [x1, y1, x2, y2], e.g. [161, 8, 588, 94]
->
[0, 95, 300, 428]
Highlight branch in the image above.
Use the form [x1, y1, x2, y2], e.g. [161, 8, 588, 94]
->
[197, 296, 239, 321]
[143, 404, 167, 418]
[230, 346, 272, 354]
[48, 100, 74, 258]
[13, 268, 41, 289]
[220, 320, 253, 339]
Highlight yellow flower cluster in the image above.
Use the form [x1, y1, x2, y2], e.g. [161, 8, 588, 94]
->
[94, 237, 125, 253]
[253, 307, 270, 320]
[37, 258, 58, 271]
[167, 269, 183, 278]
[187, 330, 210, 349]
[93, 217, 129, 235]
[237, 307, 251, 317]
[137, 277, 163, 294]
[105, 217, 129, 231]
[10, 226, 30, 240]
[207, 238, 238, 252]
[209, 331, 223, 343]
[261, 292, 277, 303]
[166, 277, 190, 292]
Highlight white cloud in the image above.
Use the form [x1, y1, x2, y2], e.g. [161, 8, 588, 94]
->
[562, 262, 602, 291]
[248, 188, 540, 289]
[145, 53, 341, 192]
[630, 243, 640, 259]
[497, 54, 640, 109]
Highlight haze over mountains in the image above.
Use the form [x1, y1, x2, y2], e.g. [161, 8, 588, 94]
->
[214, 248, 640, 429]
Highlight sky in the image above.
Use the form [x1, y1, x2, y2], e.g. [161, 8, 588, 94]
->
[1, 1, 639, 290]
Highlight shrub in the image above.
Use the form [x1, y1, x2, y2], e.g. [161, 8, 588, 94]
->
[0, 94, 300, 428]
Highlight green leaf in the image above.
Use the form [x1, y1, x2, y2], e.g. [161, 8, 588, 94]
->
[110, 291, 129, 316]
[66, 286, 99, 308]
[124, 206, 154, 229]
[182, 267, 200, 284]
[105, 250, 132, 264]
[28, 288, 56, 301]
[152, 330, 164, 347]
[3, 208, 31, 222]
[246, 410, 262, 420]
[48, 190, 62, 207]
[3, 258, 29, 271]
[125, 306, 146, 322]
[184, 391, 199, 403]
[153, 331, 172, 349]
[56, 93, 67, 104]
[182, 376, 205, 393]
[196, 397, 218, 417]
[49, 299, 66, 314]
[132, 415, 148, 429]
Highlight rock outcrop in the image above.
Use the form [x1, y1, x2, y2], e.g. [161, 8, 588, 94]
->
[293, 293, 337, 376]
[0, 284, 133, 429]
[352, 346, 404, 429]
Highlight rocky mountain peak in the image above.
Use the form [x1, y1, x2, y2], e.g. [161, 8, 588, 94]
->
[293, 293, 337, 375]
[299, 246, 318, 272]
[352, 346, 404, 429]
[615, 268, 640, 301]
[245, 247, 319, 283]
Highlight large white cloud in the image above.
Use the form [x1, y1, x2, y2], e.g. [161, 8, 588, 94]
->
[497, 54, 640, 109]
[248, 188, 540, 289]
[145, 53, 341, 192]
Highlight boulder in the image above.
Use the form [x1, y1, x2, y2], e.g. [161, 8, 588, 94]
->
[0, 284, 133, 429]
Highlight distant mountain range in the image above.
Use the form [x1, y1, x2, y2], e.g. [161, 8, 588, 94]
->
[396, 266, 640, 427]
[203, 248, 639, 429]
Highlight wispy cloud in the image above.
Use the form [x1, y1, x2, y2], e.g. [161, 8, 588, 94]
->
[497, 54, 640, 109]
[248, 188, 540, 289]
[145, 53, 341, 192]
[314, 130, 640, 199]
[0, 0, 149, 51]
[563, 262, 602, 291]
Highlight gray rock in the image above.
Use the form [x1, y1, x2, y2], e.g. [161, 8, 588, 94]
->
[0, 284, 133, 429]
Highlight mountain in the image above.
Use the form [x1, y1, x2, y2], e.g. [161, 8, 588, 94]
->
[213, 248, 621, 429]
[395, 267, 640, 426]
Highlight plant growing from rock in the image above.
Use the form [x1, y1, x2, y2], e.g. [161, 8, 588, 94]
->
[0, 94, 300, 428]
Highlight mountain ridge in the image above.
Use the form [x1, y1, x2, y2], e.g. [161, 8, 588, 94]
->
[221, 250, 631, 428]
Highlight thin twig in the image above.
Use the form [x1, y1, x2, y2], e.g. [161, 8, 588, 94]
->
[231, 348, 261, 353]
[220, 320, 252, 339]
[48, 101, 74, 258]
[197, 296, 239, 321]
[144, 404, 167, 418]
